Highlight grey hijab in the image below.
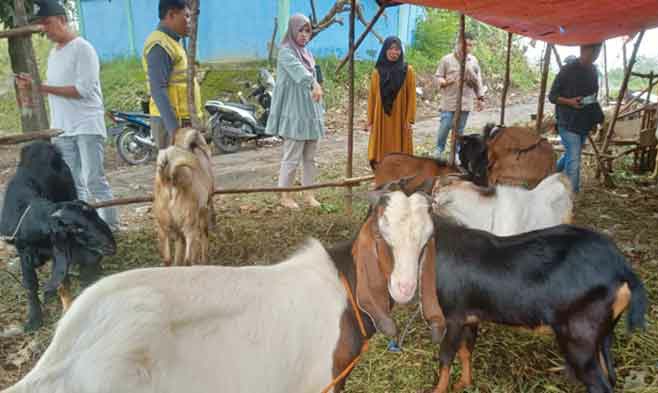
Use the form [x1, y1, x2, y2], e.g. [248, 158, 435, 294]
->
[280, 13, 316, 75]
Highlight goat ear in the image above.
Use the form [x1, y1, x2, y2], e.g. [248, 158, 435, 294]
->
[352, 215, 397, 337]
[418, 237, 446, 344]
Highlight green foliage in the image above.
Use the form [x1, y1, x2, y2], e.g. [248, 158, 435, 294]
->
[607, 55, 658, 94]
[315, 55, 374, 110]
[410, 9, 538, 91]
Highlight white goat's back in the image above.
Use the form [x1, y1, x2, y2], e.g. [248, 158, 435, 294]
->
[434, 173, 573, 236]
[5, 239, 346, 393]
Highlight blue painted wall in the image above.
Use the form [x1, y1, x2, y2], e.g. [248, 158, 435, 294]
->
[78, 0, 423, 62]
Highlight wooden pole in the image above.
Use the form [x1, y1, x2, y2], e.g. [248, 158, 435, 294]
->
[598, 30, 645, 184]
[646, 71, 654, 104]
[10, 0, 50, 133]
[449, 14, 466, 165]
[268, 17, 279, 67]
[91, 175, 375, 209]
[336, 4, 386, 74]
[603, 41, 610, 105]
[0, 129, 63, 145]
[345, 0, 356, 214]
[186, 0, 202, 130]
[0, 25, 43, 39]
[536, 43, 552, 133]
[552, 45, 562, 68]
[499, 32, 512, 126]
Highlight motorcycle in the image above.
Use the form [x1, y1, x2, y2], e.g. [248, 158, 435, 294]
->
[204, 68, 278, 154]
[106, 110, 156, 165]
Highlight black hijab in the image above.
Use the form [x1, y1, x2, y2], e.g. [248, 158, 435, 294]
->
[376, 36, 408, 115]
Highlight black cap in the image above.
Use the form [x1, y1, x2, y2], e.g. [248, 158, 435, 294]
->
[31, 0, 67, 21]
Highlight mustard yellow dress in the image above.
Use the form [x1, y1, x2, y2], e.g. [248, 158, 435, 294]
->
[367, 65, 417, 165]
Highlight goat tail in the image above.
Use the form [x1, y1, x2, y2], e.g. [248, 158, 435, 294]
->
[625, 269, 648, 332]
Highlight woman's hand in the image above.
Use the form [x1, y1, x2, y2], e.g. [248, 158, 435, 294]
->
[364, 124, 372, 133]
[311, 81, 323, 102]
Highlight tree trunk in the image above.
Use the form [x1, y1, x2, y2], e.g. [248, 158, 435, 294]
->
[9, 0, 50, 133]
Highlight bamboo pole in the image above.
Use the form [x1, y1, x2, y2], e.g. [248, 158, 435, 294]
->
[603, 41, 610, 105]
[499, 32, 512, 126]
[268, 17, 279, 67]
[598, 30, 645, 184]
[449, 14, 467, 166]
[345, 0, 356, 214]
[536, 43, 551, 133]
[647, 71, 654, 104]
[336, 4, 386, 74]
[91, 175, 375, 209]
[0, 129, 63, 145]
[552, 45, 562, 68]
[186, 0, 202, 130]
[0, 25, 42, 39]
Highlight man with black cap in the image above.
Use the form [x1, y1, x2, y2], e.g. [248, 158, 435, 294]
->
[142, 0, 202, 149]
[16, 0, 120, 230]
[549, 43, 605, 193]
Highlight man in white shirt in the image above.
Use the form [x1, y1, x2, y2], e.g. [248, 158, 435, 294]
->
[22, 0, 119, 230]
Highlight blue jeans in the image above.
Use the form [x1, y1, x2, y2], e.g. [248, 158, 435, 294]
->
[436, 111, 470, 155]
[556, 127, 587, 193]
[54, 135, 119, 228]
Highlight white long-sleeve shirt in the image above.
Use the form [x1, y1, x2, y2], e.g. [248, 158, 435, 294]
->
[46, 37, 106, 137]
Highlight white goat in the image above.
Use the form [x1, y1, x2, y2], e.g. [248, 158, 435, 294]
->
[1, 190, 436, 393]
[433, 173, 573, 236]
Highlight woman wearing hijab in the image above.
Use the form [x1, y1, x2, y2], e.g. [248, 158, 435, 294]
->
[366, 36, 417, 169]
[266, 14, 324, 209]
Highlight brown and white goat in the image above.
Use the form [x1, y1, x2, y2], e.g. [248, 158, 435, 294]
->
[1, 189, 436, 393]
[153, 128, 214, 266]
[374, 153, 466, 193]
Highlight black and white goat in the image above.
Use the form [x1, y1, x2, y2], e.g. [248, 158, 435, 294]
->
[0, 142, 116, 331]
[1, 189, 436, 393]
[433, 172, 573, 236]
[421, 216, 647, 393]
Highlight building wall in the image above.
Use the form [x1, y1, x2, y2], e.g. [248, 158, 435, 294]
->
[78, 0, 423, 62]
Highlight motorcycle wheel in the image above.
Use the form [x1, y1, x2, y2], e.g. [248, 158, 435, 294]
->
[116, 126, 153, 165]
[213, 133, 241, 154]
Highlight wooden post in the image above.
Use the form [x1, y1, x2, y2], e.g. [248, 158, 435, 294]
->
[499, 32, 512, 126]
[536, 43, 552, 133]
[622, 40, 628, 75]
[185, 0, 201, 130]
[309, 0, 318, 24]
[336, 4, 386, 74]
[268, 17, 279, 67]
[603, 41, 610, 106]
[598, 30, 645, 183]
[646, 71, 654, 104]
[345, 0, 356, 214]
[552, 44, 562, 68]
[449, 14, 466, 165]
[9, 0, 50, 133]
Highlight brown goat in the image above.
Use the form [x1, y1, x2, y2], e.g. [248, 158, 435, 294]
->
[485, 125, 556, 188]
[374, 153, 462, 193]
[153, 128, 214, 266]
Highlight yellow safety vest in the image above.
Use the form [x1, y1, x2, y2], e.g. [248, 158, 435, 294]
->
[142, 30, 202, 120]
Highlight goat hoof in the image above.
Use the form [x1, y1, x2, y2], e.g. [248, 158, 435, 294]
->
[430, 324, 447, 344]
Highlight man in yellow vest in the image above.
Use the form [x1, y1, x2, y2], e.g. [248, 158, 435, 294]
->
[142, 0, 202, 149]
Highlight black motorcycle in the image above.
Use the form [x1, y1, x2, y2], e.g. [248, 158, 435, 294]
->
[106, 110, 155, 165]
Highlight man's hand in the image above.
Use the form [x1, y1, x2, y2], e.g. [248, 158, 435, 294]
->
[560, 96, 583, 109]
[311, 81, 323, 102]
[15, 73, 33, 89]
[439, 77, 456, 88]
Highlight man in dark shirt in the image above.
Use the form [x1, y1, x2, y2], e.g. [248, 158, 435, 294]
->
[549, 43, 604, 193]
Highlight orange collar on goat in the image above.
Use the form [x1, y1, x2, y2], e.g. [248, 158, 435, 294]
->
[322, 273, 370, 393]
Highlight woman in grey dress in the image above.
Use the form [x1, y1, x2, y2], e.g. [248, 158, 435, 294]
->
[266, 13, 324, 209]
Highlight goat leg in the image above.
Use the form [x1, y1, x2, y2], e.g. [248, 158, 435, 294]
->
[20, 253, 43, 332]
[58, 277, 73, 312]
[158, 226, 172, 266]
[452, 325, 478, 391]
[419, 238, 446, 343]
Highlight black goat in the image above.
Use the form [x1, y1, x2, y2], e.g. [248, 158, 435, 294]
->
[423, 216, 647, 393]
[456, 133, 488, 186]
[0, 142, 116, 331]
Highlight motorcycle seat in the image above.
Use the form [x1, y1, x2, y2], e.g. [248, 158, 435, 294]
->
[226, 102, 257, 112]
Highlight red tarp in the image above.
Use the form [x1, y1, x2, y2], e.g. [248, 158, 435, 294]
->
[384, 0, 658, 45]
